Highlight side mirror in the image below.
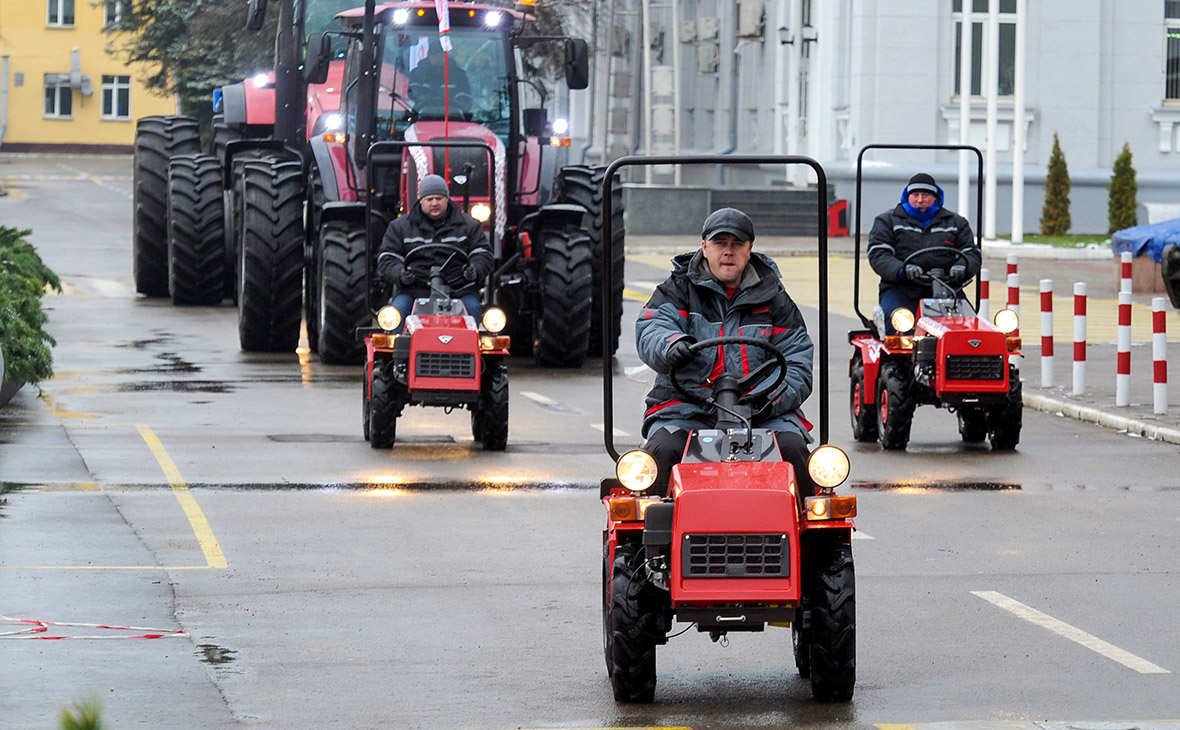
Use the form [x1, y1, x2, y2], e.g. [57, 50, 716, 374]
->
[246, 0, 268, 32]
[564, 39, 589, 90]
[303, 33, 332, 85]
[523, 108, 548, 138]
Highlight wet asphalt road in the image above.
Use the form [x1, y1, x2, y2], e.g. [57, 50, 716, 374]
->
[3, 155, 1180, 730]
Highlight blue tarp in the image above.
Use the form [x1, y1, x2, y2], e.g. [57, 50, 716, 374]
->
[1111, 218, 1180, 263]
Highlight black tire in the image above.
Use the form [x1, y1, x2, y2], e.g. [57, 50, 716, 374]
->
[808, 539, 855, 702]
[607, 544, 665, 703]
[876, 360, 914, 450]
[237, 157, 305, 352]
[792, 605, 811, 678]
[304, 172, 327, 353]
[369, 361, 404, 449]
[958, 408, 988, 443]
[602, 542, 615, 678]
[362, 367, 371, 441]
[316, 221, 369, 364]
[557, 165, 624, 358]
[475, 360, 509, 450]
[167, 154, 226, 306]
[211, 115, 244, 161]
[988, 365, 1023, 450]
[849, 354, 878, 442]
[533, 227, 593, 368]
[133, 116, 201, 296]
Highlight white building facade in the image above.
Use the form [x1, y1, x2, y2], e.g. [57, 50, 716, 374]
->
[571, 0, 1180, 236]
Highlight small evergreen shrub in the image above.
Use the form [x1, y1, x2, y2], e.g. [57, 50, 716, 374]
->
[0, 226, 61, 385]
[1108, 141, 1138, 234]
[1040, 133, 1072, 235]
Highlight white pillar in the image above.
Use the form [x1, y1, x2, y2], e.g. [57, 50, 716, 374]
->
[1073, 282, 1087, 396]
[1010, 0, 1027, 243]
[957, 4, 973, 215]
[1040, 279, 1053, 388]
[983, 1, 1000, 240]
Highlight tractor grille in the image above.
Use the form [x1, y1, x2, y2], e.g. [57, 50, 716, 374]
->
[416, 352, 475, 379]
[682, 534, 790, 578]
[945, 354, 1005, 380]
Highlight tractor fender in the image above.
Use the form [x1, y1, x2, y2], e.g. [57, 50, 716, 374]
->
[850, 332, 891, 405]
[319, 201, 366, 227]
[519, 203, 586, 236]
[308, 136, 340, 202]
[218, 80, 275, 127]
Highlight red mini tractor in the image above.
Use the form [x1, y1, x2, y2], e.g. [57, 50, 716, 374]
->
[847, 144, 1022, 451]
[597, 155, 856, 704]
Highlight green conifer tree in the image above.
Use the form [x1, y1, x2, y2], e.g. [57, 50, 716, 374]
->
[1108, 142, 1138, 234]
[1040, 133, 1071, 235]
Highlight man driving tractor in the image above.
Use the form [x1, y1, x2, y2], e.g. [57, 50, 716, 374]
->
[635, 207, 817, 500]
[868, 172, 981, 333]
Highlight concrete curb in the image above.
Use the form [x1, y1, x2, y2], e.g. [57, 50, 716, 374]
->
[1024, 392, 1180, 445]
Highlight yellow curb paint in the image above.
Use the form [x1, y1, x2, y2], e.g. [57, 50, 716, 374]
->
[136, 425, 228, 569]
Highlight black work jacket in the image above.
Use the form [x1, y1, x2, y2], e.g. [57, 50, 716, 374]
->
[376, 202, 493, 299]
[867, 202, 981, 300]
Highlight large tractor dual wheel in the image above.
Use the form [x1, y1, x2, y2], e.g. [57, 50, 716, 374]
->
[166, 155, 226, 306]
[237, 157, 305, 353]
[133, 116, 201, 297]
[533, 227, 594, 368]
[315, 220, 369, 365]
[556, 165, 625, 359]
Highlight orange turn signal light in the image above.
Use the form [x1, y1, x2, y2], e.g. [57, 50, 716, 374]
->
[805, 495, 857, 521]
[883, 335, 913, 350]
[479, 336, 510, 351]
[1007, 337, 1021, 352]
[371, 334, 391, 349]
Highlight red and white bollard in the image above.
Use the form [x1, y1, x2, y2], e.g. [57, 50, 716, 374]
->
[1040, 279, 1054, 388]
[1007, 271, 1020, 317]
[1007, 253, 1018, 281]
[1120, 251, 1133, 294]
[1154, 297, 1168, 415]
[1073, 282, 1087, 396]
[1117, 291, 1132, 406]
[979, 268, 990, 321]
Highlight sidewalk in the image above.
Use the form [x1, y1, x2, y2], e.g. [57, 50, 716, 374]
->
[627, 234, 1180, 446]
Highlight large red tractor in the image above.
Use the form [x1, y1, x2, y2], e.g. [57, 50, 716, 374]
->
[598, 155, 857, 704]
[846, 144, 1022, 451]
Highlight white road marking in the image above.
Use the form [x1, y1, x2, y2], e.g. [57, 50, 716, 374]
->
[520, 391, 557, 406]
[589, 423, 631, 438]
[852, 530, 873, 540]
[972, 590, 1170, 674]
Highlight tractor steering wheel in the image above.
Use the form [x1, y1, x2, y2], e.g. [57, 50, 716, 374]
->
[403, 242, 470, 280]
[670, 335, 790, 408]
[900, 246, 974, 287]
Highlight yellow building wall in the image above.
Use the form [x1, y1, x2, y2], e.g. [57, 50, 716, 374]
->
[0, 0, 177, 149]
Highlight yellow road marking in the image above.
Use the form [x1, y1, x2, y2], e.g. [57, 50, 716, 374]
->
[136, 425, 228, 569]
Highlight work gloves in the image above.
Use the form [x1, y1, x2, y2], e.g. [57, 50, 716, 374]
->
[902, 264, 926, 283]
[666, 337, 697, 370]
[398, 268, 417, 286]
[948, 264, 967, 285]
[462, 264, 478, 282]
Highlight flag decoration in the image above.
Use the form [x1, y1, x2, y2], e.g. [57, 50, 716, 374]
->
[434, 0, 453, 52]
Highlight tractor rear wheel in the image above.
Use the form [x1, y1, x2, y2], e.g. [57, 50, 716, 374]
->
[533, 227, 593, 368]
[369, 361, 404, 449]
[237, 157, 304, 352]
[876, 361, 914, 450]
[607, 544, 665, 703]
[167, 154, 225, 305]
[316, 221, 368, 364]
[792, 605, 812, 678]
[133, 116, 201, 296]
[958, 408, 988, 442]
[557, 165, 624, 358]
[849, 354, 878, 442]
[808, 540, 856, 703]
[988, 365, 1023, 450]
[474, 360, 509, 450]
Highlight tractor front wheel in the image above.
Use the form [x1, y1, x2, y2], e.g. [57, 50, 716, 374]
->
[473, 360, 509, 451]
[607, 544, 665, 703]
[988, 365, 1023, 450]
[167, 154, 225, 305]
[807, 540, 856, 703]
[958, 408, 988, 442]
[876, 361, 914, 450]
[369, 361, 405, 449]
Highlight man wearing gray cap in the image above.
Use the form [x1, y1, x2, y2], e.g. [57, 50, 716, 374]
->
[868, 172, 980, 333]
[377, 173, 493, 329]
[634, 207, 818, 501]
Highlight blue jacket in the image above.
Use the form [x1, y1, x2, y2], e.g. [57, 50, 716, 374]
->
[636, 249, 813, 440]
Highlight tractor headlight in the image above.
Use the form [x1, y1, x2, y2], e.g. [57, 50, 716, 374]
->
[890, 308, 916, 335]
[470, 202, 492, 222]
[616, 450, 658, 493]
[994, 308, 1019, 334]
[807, 445, 850, 490]
[392, 8, 409, 24]
[481, 307, 507, 333]
[376, 305, 402, 332]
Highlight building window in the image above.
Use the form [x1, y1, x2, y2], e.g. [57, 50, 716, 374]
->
[952, 0, 1017, 98]
[47, 0, 75, 26]
[1166, 1, 1180, 101]
[104, 0, 123, 26]
[101, 75, 131, 119]
[44, 78, 73, 118]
